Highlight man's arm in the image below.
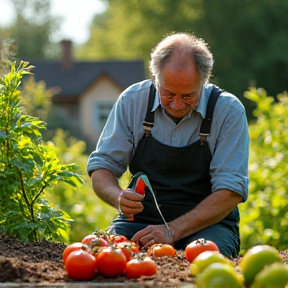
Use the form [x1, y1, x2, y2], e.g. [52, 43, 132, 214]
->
[91, 169, 144, 217]
[170, 189, 242, 240]
[132, 189, 242, 246]
[91, 169, 122, 209]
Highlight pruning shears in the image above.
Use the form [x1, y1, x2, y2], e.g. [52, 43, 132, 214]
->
[126, 172, 174, 241]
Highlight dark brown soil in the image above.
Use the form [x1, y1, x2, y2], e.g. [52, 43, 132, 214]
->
[0, 234, 287, 286]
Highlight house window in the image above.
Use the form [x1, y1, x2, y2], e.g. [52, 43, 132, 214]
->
[93, 101, 114, 133]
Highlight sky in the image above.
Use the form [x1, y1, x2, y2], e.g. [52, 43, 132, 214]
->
[0, 0, 107, 44]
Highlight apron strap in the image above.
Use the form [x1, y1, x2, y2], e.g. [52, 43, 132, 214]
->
[143, 83, 156, 137]
[199, 86, 223, 144]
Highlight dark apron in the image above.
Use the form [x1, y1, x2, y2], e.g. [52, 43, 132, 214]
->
[109, 84, 240, 254]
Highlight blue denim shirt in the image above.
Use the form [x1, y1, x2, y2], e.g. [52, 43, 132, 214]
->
[87, 79, 249, 201]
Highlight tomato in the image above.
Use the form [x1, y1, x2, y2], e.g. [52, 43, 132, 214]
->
[239, 245, 282, 287]
[185, 238, 219, 263]
[62, 242, 83, 263]
[96, 247, 127, 277]
[190, 251, 232, 276]
[65, 250, 97, 281]
[196, 262, 243, 288]
[109, 234, 129, 244]
[125, 256, 157, 278]
[82, 234, 97, 244]
[129, 241, 140, 253]
[147, 244, 176, 257]
[121, 246, 133, 262]
[90, 237, 109, 248]
[252, 263, 288, 288]
[116, 241, 140, 261]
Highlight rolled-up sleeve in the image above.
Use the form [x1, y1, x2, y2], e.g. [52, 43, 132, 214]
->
[87, 93, 134, 178]
[87, 80, 151, 178]
[210, 95, 249, 202]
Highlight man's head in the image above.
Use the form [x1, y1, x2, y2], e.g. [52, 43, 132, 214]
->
[149, 32, 214, 119]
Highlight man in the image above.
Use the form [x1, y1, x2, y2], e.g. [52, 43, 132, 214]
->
[87, 32, 249, 258]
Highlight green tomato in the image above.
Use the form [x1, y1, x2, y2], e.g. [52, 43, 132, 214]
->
[239, 245, 282, 287]
[251, 263, 288, 288]
[190, 251, 232, 276]
[196, 262, 244, 288]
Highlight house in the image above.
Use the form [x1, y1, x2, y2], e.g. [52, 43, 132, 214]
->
[31, 40, 145, 150]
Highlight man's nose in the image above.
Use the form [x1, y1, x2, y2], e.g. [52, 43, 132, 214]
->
[170, 95, 185, 110]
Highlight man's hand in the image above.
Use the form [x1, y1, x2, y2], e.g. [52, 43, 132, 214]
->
[131, 224, 174, 247]
[118, 189, 144, 219]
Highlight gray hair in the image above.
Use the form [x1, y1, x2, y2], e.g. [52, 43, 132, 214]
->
[149, 32, 214, 86]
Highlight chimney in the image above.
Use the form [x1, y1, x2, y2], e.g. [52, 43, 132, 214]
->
[61, 40, 73, 70]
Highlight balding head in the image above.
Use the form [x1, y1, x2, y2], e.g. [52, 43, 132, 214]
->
[150, 32, 214, 86]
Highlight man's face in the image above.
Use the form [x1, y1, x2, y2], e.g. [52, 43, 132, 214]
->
[158, 62, 202, 119]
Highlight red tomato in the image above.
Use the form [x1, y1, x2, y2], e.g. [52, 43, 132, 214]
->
[125, 257, 157, 278]
[96, 247, 127, 277]
[62, 242, 83, 263]
[65, 250, 97, 281]
[90, 237, 109, 248]
[119, 246, 133, 262]
[82, 234, 97, 244]
[185, 238, 219, 263]
[113, 235, 129, 244]
[116, 241, 140, 261]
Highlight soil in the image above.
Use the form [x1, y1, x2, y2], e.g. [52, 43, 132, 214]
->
[0, 234, 287, 287]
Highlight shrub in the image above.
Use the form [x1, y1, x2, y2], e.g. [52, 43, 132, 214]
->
[0, 61, 83, 243]
[240, 87, 288, 251]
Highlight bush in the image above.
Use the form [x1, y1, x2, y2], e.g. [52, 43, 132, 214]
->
[0, 61, 83, 243]
[240, 87, 288, 251]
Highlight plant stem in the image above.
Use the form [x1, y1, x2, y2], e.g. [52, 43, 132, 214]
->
[18, 169, 34, 221]
[31, 184, 48, 218]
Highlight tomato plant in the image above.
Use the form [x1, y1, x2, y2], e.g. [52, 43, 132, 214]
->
[147, 244, 176, 257]
[62, 242, 83, 263]
[96, 247, 127, 277]
[239, 245, 282, 287]
[185, 238, 219, 263]
[0, 61, 83, 243]
[65, 250, 97, 280]
[125, 256, 157, 278]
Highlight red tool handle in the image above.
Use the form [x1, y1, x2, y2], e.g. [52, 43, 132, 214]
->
[134, 178, 146, 195]
[128, 177, 146, 221]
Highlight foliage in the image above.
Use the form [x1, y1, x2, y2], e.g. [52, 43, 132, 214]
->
[20, 76, 52, 122]
[240, 87, 288, 251]
[17, 62, 127, 244]
[0, 61, 83, 243]
[77, 0, 288, 119]
[45, 129, 118, 243]
[0, 0, 61, 60]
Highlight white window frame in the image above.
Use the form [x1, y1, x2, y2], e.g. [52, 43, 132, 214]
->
[93, 100, 114, 134]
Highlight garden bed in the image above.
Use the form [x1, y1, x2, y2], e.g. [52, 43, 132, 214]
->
[0, 234, 287, 286]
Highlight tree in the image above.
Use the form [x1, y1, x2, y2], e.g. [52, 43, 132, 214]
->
[77, 0, 288, 119]
[0, 0, 61, 60]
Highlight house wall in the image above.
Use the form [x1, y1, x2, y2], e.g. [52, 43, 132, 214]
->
[80, 75, 122, 149]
